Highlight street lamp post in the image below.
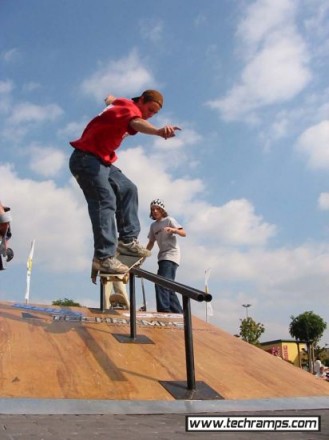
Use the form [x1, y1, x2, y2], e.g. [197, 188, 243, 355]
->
[242, 304, 251, 318]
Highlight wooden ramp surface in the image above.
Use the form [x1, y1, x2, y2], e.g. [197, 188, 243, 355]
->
[0, 301, 328, 401]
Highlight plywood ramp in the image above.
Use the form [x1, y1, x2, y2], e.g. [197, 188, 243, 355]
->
[0, 301, 328, 400]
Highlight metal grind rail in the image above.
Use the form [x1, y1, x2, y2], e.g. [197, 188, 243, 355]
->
[100, 268, 221, 400]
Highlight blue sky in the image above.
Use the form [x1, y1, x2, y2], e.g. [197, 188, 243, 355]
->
[1, 0, 329, 344]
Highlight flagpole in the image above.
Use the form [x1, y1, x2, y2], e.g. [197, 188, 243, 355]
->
[204, 267, 213, 322]
[25, 240, 35, 304]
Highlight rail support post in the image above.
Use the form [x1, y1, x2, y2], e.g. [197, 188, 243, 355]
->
[159, 294, 222, 400]
[112, 272, 154, 345]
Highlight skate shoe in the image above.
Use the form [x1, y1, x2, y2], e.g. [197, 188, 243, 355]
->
[117, 239, 151, 257]
[92, 256, 129, 275]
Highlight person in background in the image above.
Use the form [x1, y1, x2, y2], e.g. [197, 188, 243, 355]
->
[0, 201, 11, 239]
[146, 199, 186, 313]
[0, 201, 14, 267]
[69, 90, 181, 279]
[314, 358, 322, 376]
[318, 366, 329, 379]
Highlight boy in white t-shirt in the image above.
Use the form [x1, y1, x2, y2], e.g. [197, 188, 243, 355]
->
[147, 199, 186, 313]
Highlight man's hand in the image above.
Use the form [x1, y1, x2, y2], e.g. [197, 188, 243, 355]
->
[104, 95, 116, 106]
[157, 126, 181, 139]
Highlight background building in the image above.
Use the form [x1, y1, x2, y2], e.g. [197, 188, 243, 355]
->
[260, 339, 307, 367]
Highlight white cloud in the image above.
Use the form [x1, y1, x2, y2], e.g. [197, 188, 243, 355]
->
[1, 101, 64, 143]
[7, 102, 64, 125]
[236, 0, 297, 52]
[182, 238, 329, 341]
[57, 119, 88, 140]
[261, 87, 329, 150]
[242, 32, 310, 101]
[183, 241, 329, 303]
[0, 164, 90, 272]
[187, 199, 276, 247]
[207, 1, 311, 121]
[27, 145, 67, 178]
[80, 50, 156, 101]
[295, 120, 329, 169]
[318, 192, 329, 211]
[208, 31, 311, 120]
[118, 146, 204, 217]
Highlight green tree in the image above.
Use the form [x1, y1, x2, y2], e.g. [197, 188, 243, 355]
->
[289, 311, 327, 372]
[52, 298, 81, 307]
[239, 317, 265, 345]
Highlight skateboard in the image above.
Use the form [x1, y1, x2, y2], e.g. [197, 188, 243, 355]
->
[109, 292, 130, 309]
[101, 255, 145, 310]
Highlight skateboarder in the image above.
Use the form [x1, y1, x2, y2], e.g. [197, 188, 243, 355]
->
[146, 199, 186, 313]
[0, 200, 14, 269]
[69, 90, 181, 278]
[0, 201, 12, 240]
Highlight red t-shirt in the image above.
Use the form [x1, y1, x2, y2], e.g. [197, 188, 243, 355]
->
[70, 98, 142, 164]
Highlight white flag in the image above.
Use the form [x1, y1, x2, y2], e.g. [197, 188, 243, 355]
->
[204, 267, 214, 319]
[25, 240, 35, 303]
[206, 301, 214, 317]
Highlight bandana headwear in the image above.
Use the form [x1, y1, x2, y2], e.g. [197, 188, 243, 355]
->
[150, 199, 166, 210]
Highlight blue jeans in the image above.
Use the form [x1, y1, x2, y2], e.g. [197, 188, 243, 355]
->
[69, 149, 140, 259]
[156, 260, 183, 313]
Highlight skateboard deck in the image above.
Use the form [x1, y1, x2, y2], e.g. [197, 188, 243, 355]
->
[99, 254, 145, 284]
